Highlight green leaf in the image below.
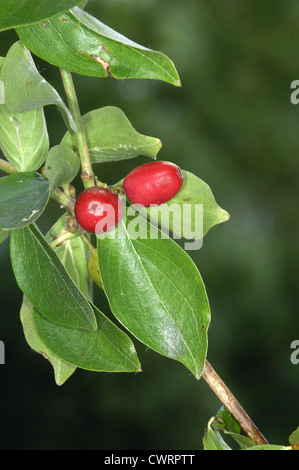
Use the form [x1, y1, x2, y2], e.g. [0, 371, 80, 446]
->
[154, 170, 230, 238]
[0, 172, 49, 229]
[120, 170, 230, 246]
[0, 51, 49, 172]
[33, 304, 141, 373]
[211, 407, 256, 450]
[0, 41, 76, 132]
[61, 107, 162, 163]
[0, 103, 49, 172]
[203, 409, 292, 451]
[203, 418, 232, 450]
[16, 7, 181, 86]
[19, 214, 94, 385]
[0, 0, 84, 32]
[10, 224, 97, 331]
[97, 213, 211, 379]
[44, 145, 80, 192]
[20, 296, 76, 385]
[45, 213, 93, 301]
[212, 406, 242, 434]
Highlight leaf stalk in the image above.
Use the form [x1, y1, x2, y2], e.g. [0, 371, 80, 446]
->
[0, 158, 16, 174]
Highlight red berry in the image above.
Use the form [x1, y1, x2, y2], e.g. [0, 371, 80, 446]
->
[123, 161, 183, 207]
[74, 187, 124, 234]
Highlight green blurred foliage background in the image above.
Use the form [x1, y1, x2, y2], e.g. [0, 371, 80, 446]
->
[0, 0, 298, 450]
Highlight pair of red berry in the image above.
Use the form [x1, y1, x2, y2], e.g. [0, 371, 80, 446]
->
[74, 161, 183, 234]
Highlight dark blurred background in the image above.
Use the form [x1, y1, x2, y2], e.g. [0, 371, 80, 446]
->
[0, 0, 298, 450]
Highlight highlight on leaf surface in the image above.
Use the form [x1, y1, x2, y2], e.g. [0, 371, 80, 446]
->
[97, 212, 211, 379]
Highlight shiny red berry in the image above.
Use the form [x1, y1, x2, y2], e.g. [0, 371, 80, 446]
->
[123, 161, 183, 207]
[74, 187, 124, 234]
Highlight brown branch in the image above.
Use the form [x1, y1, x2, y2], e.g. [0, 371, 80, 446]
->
[202, 359, 268, 446]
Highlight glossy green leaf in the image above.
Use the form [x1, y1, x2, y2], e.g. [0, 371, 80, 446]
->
[20, 296, 76, 385]
[150, 170, 230, 239]
[10, 224, 97, 331]
[0, 41, 76, 131]
[33, 304, 141, 373]
[117, 170, 230, 249]
[0, 172, 49, 229]
[44, 145, 80, 192]
[45, 213, 93, 301]
[61, 107, 162, 163]
[121, 170, 230, 246]
[16, 7, 181, 85]
[0, 0, 84, 31]
[97, 213, 211, 379]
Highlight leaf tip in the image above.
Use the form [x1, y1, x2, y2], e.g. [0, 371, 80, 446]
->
[221, 209, 230, 223]
[214, 206, 231, 227]
[194, 370, 204, 381]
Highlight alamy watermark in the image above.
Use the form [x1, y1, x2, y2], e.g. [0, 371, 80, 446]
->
[290, 340, 299, 365]
[0, 340, 5, 365]
[94, 199, 204, 251]
[0, 80, 4, 105]
[290, 80, 299, 105]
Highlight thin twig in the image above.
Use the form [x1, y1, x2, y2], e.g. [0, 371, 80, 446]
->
[202, 359, 269, 446]
[59, 69, 95, 189]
